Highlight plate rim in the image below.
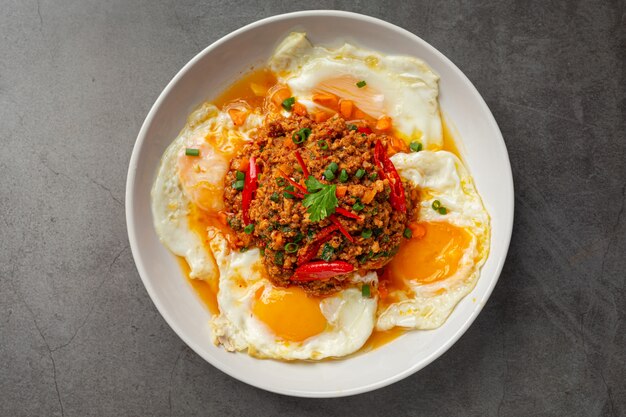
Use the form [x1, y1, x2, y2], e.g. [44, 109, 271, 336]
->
[125, 9, 514, 398]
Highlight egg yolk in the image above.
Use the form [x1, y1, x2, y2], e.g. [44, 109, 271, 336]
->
[253, 287, 327, 342]
[388, 222, 472, 286]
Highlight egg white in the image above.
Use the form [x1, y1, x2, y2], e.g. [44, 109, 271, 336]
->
[376, 151, 490, 330]
[208, 230, 378, 360]
[269, 32, 443, 149]
[151, 103, 262, 281]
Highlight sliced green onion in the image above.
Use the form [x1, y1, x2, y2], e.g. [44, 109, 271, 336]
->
[236, 171, 245, 180]
[244, 224, 254, 234]
[369, 172, 378, 181]
[240, 247, 248, 253]
[293, 232, 304, 243]
[285, 242, 299, 253]
[324, 169, 335, 181]
[355, 168, 366, 179]
[185, 148, 200, 156]
[403, 227, 413, 239]
[338, 169, 349, 182]
[347, 124, 358, 131]
[232, 180, 245, 191]
[361, 284, 371, 297]
[257, 173, 262, 181]
[318, 140, 329, 150]
[276, 177, 286, 187]
[438, 207, 448, 215]
[409, 141, 423, 152]
[361, 229, 372, 239]
[356, 80, 367, 88]
[328, 162, 339, 173]
[432, 200, 442, 210]
[270, 192, 280, 202]
[260, 247, 265, 256]
[292, 127, 311, 144]
[282, 97, 295, 111]
[352, 200, 365, 211]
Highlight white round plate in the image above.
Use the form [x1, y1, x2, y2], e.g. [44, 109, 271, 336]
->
[126, 10, 514, 398]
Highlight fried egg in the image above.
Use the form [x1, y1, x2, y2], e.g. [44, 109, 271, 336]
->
[208, 231, 378, 360]
[151, 103, 262, 280]
[376, 151, 490, 330]
[269, 32, 442, 149]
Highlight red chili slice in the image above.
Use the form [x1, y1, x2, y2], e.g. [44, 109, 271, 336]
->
[294, 150, 310, 178]
[329, 215, 354, 243]
[335, 207, 360, 220]
[291, 260, 355, 281]
[242, 156, 258, 225]
[279, 172, 307, 194]
[297, 225, 338, 264]
[373, 140, 406, 213]
[284, 189, 306, 199]
[358, 126, 372, 134]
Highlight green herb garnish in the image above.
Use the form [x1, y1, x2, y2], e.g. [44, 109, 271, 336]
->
[320, 243, 335, 261]
[361, 229, 373, 239]
[403, 227, 413, 239]
[318, 140, 329, 150]
[274, 251, 284, 266]
[270, 192, 280, 202]
[305, 176, 324, 192]
[236, 171, 245, 180]
[283, 185, 295, 199]
[369, 172, 378, 181]
[303, 183, 338, 222]
[356, 80, 367, 88]
[244, 224, 254, 234]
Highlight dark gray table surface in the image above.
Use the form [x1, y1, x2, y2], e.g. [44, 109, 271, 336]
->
[1, 1, 624, 416]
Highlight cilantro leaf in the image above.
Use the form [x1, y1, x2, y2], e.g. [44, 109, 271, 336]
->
[305, 176, 324, 193]
[303, 183, 337, 222]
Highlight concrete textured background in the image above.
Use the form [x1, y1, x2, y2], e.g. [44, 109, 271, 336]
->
[1, 0, 624, 416]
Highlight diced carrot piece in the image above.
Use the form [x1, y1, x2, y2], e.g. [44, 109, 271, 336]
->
[312, 91, 339, 109]
[409, 223, 427, 239]
[228, 108, 249, 127]
[286, 136, 297, 149]
[313, 111, 333, 123]
[336, 185, 348, 198]
[376, 115, 392, 131]
[339, 100, 353, 118]
[292, 102, 308, 116]
[361, 189, 377, 204]
[378, 281, 388, 299]
[217, 211, 228, 225]
[237, 158, 249, 172]
[271, 86, 291, 107]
